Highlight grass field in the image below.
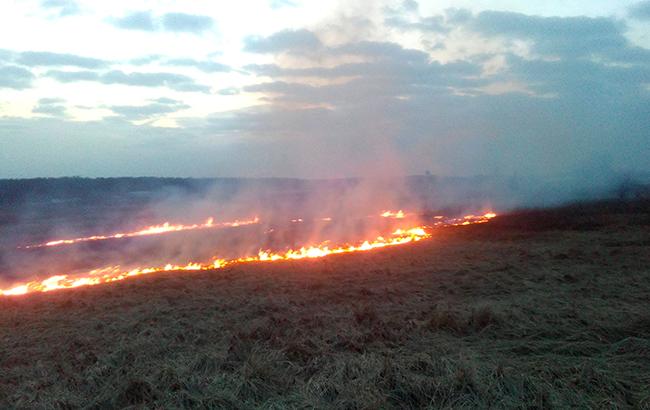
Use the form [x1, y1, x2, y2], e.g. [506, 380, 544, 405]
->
[1, 201, 649, 409]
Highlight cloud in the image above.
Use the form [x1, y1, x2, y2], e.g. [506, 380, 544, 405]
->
[505, 55, 650, 98]
[629, 1, 650, 20]
[17, 51, 108, 68]
[111, 11, 214, 34]
[111, 11, 156, 31]
[213, 11, 650, 179]
[162, 13, 214, 33]
[41, 0, 79, 16]
[244, 29, 322, 54]
[130, 55, 162, 65]
[471, 11, 628, 59]
[0, 49, 13, 62]
[386, 14, 449, 33]
[152, 97, 180, 105]
[218, 87, 240, 95]
[384, 2, 448, 33]
[402, 0, 418, 12]
[46, 69, 211, 92]
[32, 97, 67, 117]
[109, 98, 189, 120]
[3, 5, 650, 184]
[102, 70, 187, 87]
[243, 39, 483, 105]
[0, 65, 35, 89]
[165, 58, 230, 73]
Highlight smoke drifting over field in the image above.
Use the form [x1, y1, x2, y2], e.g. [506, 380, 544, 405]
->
[1, 172, 646, 286]
[0, 174, 517, 290]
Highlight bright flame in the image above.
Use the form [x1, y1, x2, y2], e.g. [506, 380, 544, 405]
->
[20, 217, 259, 249]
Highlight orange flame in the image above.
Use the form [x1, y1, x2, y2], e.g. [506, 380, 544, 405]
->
[20, 217, 260, 249]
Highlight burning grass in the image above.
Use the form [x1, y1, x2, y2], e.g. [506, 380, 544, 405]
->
[1, 201, 649, 408]
[0, 212, 495, 296]
[18, 217, 260, 249]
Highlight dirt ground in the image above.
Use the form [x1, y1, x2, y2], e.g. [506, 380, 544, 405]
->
[1, 201, 649, 409]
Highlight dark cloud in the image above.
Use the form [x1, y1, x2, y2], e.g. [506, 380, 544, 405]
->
[45, 69, 210, 93]
[244, 40, 482, 105]
[506, 54, 650, 98]
[472, 11, 629, 59]
[223, 12, 650, 180]
[165, 58, 230, 73]
[32, 97, 67, 117]
[17, 51, 108, 68]
[629, 1, 650, 20]
[162, 13, 214, 33]
[244, 29, 322, 54]
[111, 11, 156, 31]
[109, 98, 189, 120]
[0, 65, 35, 89]
[41, 0, 79, 16]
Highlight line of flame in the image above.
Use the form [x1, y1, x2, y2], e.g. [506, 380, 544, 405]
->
[1, 226, 431, 296]
[19, 217, 260, 249]
[18, 210, 423, 250]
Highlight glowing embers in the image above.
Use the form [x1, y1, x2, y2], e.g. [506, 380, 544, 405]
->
[19, 217, 260, 249]
[0, 226, 430, 296]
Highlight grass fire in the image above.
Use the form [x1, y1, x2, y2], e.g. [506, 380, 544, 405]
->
[0, 212, 496, 296]
[3, 0, 650, 406]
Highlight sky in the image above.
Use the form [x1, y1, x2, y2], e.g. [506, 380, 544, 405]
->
[0, 0, 649, 179]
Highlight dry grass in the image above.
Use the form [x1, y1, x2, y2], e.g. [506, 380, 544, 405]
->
[1, 201, 649, 409]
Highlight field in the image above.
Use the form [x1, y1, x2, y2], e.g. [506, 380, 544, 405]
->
[1, 200, 649, 408]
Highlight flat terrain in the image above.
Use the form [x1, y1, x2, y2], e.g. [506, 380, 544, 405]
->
[1, 201, 649, 409]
